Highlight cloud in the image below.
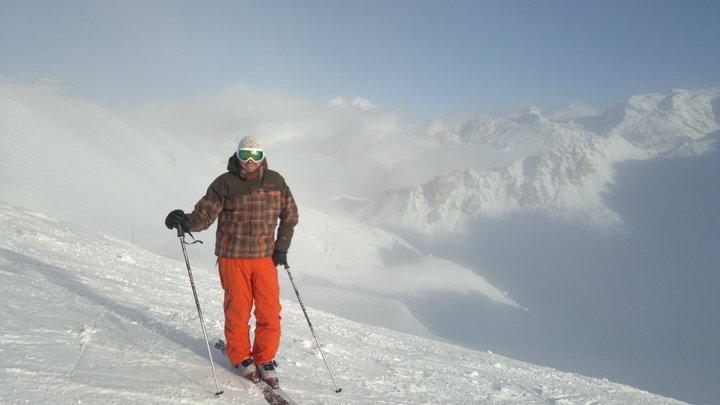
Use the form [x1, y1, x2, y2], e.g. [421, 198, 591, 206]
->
[351, 97, 376, 111]
[328, 96, 376, 111]
[138, 85, 430, 206]
[328, 97, 349, 108]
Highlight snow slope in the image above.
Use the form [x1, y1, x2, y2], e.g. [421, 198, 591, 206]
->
[0, 82, 219, 254]
[0, 202, 688, 404]
[292, 207, 521, 306]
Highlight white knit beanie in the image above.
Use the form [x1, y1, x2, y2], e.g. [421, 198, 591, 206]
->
[237, 135, 263, 150]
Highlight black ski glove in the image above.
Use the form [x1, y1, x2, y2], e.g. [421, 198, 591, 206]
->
[272, 250, 288, 268]
[165, 209, 190, 232]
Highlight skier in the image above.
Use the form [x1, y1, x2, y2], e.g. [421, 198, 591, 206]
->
[165, 135, 299, 389]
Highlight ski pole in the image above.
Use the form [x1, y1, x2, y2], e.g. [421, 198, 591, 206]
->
[283, 263, 342, 393]
[176, 226, 223, 396]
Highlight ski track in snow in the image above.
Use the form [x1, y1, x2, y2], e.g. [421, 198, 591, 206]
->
[0, 202, 688, 404]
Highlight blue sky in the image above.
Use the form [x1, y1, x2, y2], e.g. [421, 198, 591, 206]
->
[1, 0, 718, 117]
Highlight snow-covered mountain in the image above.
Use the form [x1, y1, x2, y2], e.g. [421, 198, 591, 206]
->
[603, 88, 720, 152]
[431, 107, 598, 154]
[354, 135, 645, 231]
[0, 202, 688, 404]
[354, 88, 720, 234]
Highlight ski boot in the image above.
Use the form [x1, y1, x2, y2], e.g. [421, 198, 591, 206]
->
[236, 358, 260, 383]
[258, 361, 280, 389]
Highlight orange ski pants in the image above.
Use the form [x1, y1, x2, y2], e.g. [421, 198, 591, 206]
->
[218, 257, 282, 366]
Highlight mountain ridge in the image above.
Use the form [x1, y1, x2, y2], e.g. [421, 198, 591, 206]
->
[354, 88, 719, 234]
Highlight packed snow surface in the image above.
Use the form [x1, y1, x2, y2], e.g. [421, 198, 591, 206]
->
[0, 202, 687, 404]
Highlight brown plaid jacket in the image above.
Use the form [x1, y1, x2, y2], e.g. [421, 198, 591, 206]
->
[186, 155, 299, 258]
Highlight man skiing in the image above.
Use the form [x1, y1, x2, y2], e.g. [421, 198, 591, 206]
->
[165, 135, 299, 389]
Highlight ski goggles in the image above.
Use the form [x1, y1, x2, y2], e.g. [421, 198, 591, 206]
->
[236, 148, 265, 162]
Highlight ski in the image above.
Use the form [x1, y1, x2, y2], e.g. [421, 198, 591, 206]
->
[211, 338, 297, 405]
